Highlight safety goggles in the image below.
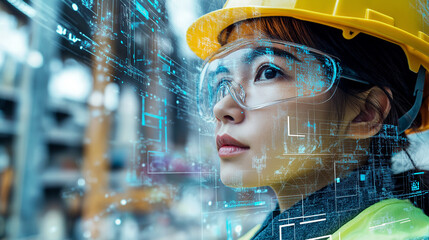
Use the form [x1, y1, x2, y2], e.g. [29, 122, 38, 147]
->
[197, 39, 370, 122]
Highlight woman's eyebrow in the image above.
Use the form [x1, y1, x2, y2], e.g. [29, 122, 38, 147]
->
[207, 65, 230, 79]
[243, 46, 301, 63]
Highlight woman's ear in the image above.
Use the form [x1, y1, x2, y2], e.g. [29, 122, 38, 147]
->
[345, 87, 392, 139]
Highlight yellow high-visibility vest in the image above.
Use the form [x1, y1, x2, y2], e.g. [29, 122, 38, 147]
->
[239, 199, 429, 240]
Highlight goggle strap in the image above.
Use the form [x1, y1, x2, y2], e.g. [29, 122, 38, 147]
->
[398, 66, 426, 134]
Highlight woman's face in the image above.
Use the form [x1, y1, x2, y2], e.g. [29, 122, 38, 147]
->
[213, 21, 348, 191]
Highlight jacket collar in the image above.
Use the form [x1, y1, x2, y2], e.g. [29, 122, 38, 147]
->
[251, 161, 394, 239]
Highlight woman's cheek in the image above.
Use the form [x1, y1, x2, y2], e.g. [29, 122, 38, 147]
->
[255, 104, 337, 182]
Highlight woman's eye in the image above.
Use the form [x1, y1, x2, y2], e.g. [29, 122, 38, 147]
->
[257, 66, 284, 81]
[264, 67, 278, 79]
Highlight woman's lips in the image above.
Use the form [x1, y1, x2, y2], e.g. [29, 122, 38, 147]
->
[216, 134, 250, 158]
[218, 146, 250, 158]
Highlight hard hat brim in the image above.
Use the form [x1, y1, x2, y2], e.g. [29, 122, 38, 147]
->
[186, 6, 429, 73]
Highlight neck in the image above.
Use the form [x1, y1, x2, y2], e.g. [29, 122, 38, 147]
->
[269, 152, 369, 212]
[270, 170, 333, 212]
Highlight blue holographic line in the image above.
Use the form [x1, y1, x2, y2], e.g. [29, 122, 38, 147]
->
[136, 1, 149, 20]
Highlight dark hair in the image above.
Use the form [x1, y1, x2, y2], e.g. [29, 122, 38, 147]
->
[219, 17, 428, 214]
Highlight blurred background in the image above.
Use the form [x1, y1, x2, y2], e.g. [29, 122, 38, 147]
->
[0, 0, 276, 239]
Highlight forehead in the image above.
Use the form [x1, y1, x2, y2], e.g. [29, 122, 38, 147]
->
[224, 21, 269, 44]
[206, 48, 254, 71]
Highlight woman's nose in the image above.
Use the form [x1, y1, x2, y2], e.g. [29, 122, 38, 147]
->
[213, 94, 245, 124]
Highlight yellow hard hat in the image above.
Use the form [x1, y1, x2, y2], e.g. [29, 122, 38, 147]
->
[186, 0, 429, 133]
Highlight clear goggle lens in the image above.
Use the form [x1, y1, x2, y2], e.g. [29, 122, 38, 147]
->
[197, 39, 340, 122]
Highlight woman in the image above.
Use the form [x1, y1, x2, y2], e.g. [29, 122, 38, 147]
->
[187, 0, 429, 239]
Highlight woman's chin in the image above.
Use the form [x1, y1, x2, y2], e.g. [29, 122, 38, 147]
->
[220, 168, 263, 188]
